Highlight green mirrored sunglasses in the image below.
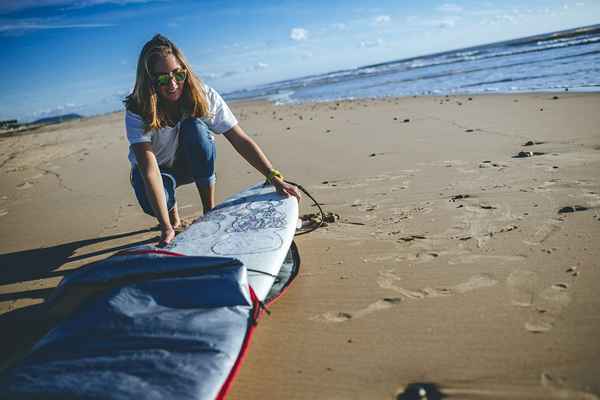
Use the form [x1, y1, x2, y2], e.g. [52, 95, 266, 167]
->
[154, 69, 187, 86]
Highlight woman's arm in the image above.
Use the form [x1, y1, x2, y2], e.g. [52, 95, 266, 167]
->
[131, 142, 175, 245]
[223, 125, 301, 201]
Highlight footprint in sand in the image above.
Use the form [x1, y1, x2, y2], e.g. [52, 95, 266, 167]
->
[377, 269, 497, 300]
[507, 270, 539, 306]
[507, 267, 577, 333]
[0, 209, 7, 217]
[523, 218, 563, 246]
[16, 181, 33, 190]
[309, 298, 402, 323]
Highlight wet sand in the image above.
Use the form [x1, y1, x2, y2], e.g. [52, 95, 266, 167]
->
[1, 93, 599, 398]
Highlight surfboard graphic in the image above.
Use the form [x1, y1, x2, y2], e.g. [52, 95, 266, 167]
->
[169, 182, 299, 301]
[0, 182, 300, 399]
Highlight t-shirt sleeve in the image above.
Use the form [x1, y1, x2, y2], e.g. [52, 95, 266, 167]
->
[125, 111, 152, 145]
[204, 86, 238, 134]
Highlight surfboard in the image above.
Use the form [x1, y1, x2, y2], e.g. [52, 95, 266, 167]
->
[167, 181, 299, 301]
[0, 182, 300, 400]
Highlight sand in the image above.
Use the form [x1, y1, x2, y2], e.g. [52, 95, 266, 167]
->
[1, 93, 599, 398]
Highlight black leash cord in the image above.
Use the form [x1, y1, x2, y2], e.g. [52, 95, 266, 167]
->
[284, 180, 325, 236]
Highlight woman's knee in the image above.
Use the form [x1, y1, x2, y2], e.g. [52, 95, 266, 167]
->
[180, 118, 211, 146]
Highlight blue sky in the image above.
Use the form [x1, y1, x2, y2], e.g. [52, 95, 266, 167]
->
[1, 0, 599, 122]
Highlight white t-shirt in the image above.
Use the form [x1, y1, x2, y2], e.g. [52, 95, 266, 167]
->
[125, 85, 238, 167]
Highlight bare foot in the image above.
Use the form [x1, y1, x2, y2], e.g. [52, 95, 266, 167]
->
[158, 226, 176, 247]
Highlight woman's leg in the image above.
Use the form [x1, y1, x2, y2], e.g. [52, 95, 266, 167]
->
[130, 167, 177, 217]
[178, 118, 216, 212]
[169, 204, 181, 228]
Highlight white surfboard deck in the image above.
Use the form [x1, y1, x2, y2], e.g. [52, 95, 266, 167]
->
[169, 182, 299, 301]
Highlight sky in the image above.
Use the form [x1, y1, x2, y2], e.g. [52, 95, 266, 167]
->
[1, 0, 599, 122]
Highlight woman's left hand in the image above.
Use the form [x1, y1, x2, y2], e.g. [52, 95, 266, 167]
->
[272, 178, 301, 202]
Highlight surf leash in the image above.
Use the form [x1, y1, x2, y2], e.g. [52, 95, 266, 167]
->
[265, 171, 329, 235]
[283, 179, 326, 236]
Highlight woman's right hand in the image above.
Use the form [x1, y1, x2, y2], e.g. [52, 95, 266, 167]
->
[159, 225, 176, 247]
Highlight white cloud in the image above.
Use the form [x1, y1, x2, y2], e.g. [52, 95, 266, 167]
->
[360, 38, 383, 48]
[203, 63, 269, 81]
[437, 3, 463, 13]
[290, 27, 308, 41]
[0, 21, 113, 32]
[374, 15, 391, 25]
[438, 18, 456, 29]
[0, 0, 158, 14]
[32, 102, 83, 118]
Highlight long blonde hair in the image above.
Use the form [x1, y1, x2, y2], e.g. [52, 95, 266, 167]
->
[124, 34, 210, 132]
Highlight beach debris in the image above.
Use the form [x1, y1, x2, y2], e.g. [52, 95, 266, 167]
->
[403, 118, 410, 123]
[514, 151, 546, 158]
[540, 108, 544, 111]
[465, 128, 474, 132]
[479, 204, 497, 210]
[397, 234, 427, 242]
[558, 205, 588, 213]
[323, 212, 340, 223]
[552, 283, 568, 290]
[522, 140, 545, 146]
[449, 194, 470, 201]
[468, 97, 472, 101]
[499, 224, 518, 233]
[516, 151, 533, 158]
[369, 153, 377, 157]
[325, 129, 331, 133]
[299, 212, 338, 229]
[566, 266, 579, 277]
[552, 96, 559, 100]
[396, 383, 443, 400]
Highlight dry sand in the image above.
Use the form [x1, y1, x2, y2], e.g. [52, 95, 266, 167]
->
[1, 93, 599, 399]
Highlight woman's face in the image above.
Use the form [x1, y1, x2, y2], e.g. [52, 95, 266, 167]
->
[153, 54, 185, 103]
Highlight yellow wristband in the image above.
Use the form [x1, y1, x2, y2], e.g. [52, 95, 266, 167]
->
[266, 169, 284, 183]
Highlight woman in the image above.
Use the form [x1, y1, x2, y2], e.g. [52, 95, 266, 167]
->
[124, 34, 300, 246]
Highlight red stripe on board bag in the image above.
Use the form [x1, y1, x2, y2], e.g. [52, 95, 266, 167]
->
[215, 286, 261, 400]
[115, 248, 185, 257]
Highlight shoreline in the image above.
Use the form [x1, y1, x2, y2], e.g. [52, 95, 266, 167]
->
[1, 93, 599, 397]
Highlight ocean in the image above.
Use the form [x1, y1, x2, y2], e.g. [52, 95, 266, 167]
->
[224, 24, 600, 104]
